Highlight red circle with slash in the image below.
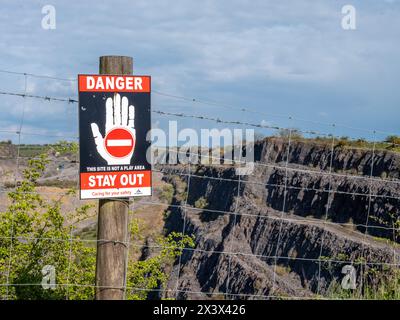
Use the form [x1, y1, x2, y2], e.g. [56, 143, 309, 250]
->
[104, 128, 135, 158]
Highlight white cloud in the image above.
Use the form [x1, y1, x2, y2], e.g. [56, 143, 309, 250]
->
[0, 0, 399, 141]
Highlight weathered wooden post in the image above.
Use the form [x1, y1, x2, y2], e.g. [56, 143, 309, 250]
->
[95, 56, 132, 300]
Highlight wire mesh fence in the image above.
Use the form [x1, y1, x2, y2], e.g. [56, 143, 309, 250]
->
[0, 70, 399, 300]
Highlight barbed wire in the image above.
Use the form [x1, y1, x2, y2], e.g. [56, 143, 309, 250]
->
[0, 234, 397, 267]
[152, 90, 400, 137]
[0, 282, 338, 300]
[1, 68, 399, 137]
[3, 146, 400, 186]
[2, 89, 400, 149]
[2, 153, 400, 201]
[0, 71, 399, 300]
[2, 162, 400, 203]
[0, 69, 76, 82]
[0, 90, 78, 103]
[0, 187, 398, 234]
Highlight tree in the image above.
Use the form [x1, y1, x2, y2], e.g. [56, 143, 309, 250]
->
[278, 128, 303, 140]
[0, 155, 95, 299]
[126, 232, 194, 300]
[0, 154, 194, 300]
[385, 135, 400, 149]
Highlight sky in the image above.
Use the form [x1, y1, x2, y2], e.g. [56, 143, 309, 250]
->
[0, 0, 400, 144]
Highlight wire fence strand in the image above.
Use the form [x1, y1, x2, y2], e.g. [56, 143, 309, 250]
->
[0, 70, 399, 300]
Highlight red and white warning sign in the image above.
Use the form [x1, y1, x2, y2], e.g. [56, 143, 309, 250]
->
[78, 74, 151, 200]
[105, 128, 135, 158]
[80, 170, 151, 199]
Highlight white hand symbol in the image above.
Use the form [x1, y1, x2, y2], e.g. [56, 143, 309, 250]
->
[90, 93, 136, 165]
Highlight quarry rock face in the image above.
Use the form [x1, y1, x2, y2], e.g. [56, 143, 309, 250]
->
[161, 138, 400, 299]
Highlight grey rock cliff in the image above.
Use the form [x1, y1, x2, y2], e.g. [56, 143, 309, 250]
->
[161, 138, 400, 299]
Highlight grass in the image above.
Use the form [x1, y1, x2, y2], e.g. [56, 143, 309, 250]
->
[76, 224, 98, 248]
[274, 134, 400, 154]
[19, 144, 49, 157]
[274, 265, 292, 276]
[159, 184, 174, 204]
[0, 141, 78, 158]
[326, 268, 400, 300]
[321, 253, 400, 300]
[4, 179, 77, 189]
[194, 196, 208, 209]
[269, 129, 400, 154]
[171, 176, 188, 202]
[38, 179, 77, 188]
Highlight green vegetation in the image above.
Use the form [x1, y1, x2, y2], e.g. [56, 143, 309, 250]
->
[370, 212, 400, 243]
[0, 140, 79, 158]
[159, 184, 174, 204]
[37, 179, 77, 189]
[77, 224, 97, 245]
[270, 131, 400, 153]
[172, 176, 188, 203]
[194, 196, 208, 209]
[277, 128, 303, 140]
[326, 267, 400, 300]
[3, 132, 400, 163]
[316, 135, 400, 153]
[18, 145, 48, 158]
[126, 232, 194, 300]
[274, 264, 292, 276]
[385, 135, 400, 146]
[50, 141, 78, 155]
[0, 155, 95, 299]
[0, 154, 194, 300]
[320, 254, 399, 300]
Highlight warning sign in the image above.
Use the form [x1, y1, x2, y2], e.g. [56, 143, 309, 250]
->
[78, 74, 151, 199]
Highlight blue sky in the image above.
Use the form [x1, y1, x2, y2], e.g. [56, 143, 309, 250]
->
[0, 0, 399, 143]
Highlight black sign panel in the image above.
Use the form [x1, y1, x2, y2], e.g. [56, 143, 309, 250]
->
[78, 75, 151, 199]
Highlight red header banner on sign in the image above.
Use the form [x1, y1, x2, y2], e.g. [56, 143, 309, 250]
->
[78, 75, 150, 92]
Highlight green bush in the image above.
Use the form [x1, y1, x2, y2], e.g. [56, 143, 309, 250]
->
[126, 232, 194, 300]
[0, 154, 194, 300]
[326, 267, 400, 300]
[0, 155, 95, 299]
[277, 128, 303, 140]
[159, 184, 174, 204]
[194, 197, 208, 209]
[385, 135, 400, 145]
[50, 141, 78, 155]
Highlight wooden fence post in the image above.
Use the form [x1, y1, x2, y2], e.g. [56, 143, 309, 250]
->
[95, 55, 132, 300]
